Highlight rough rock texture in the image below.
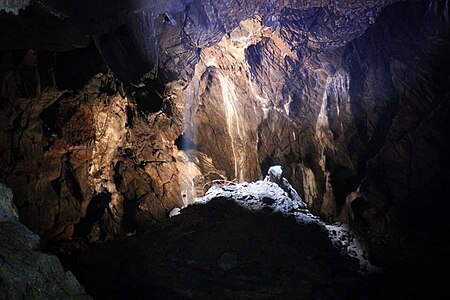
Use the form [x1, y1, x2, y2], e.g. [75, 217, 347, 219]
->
[62, 198, 365, 300]
[0, 0, 30, 15]
[57, 174, 444, 299]
[200, 166, 374, 272]
[0, 0, 449, 272]
[0, 0, 397, 77]
[175, 1, 450, 268]
[0, 49, 185, 242]
[0, 183, 91, 299]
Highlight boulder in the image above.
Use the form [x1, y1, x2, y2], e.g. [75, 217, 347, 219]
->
[0, 183, 91, 299]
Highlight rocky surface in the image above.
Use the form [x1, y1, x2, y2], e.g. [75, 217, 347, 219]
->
[0, 183, 91, 299]
[0, 0, 448, 273]
[0, 50, 185, 242]
[196, 166, 375, 273]
[56, 170, 443, 299]
[60, 182, 366, 299]
[174, 1, 450, 269]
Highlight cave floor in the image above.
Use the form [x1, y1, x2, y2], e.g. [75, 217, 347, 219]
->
[52, 198, 443, 300]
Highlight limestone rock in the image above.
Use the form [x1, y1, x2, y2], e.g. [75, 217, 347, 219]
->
[0, 183, 17, 222]
[0, 0, 30, 15]
[0, 47, 188, 241]
[0, 183, 91, 299]
[0, 0, 448, 271]
[265, 166, 307, 209]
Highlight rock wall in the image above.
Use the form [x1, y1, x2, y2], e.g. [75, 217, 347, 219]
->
[0, 0, 449, 268]
[173, 1, 450, 266]
[0, 49, 185, 242]
[0, 183, 91, 298]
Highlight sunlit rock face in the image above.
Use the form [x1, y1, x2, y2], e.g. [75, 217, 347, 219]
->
[0, 0, 449, 268]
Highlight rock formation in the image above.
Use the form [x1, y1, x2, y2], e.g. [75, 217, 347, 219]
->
[63, 175, 366, 299]
[0, 53, 186, 241]
[0, 0, 448, 273]
[0, 183, 91, 298]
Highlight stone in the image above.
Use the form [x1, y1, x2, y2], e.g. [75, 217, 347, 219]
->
[0, 183, 91, 299]
[0, 0, 30, 15]
[64, 195, 364, 300]
[0, 183, 17, 222]
[0, 0, 448, 272]
[169, 207, 181, 218]
[265, 166, 307, 209]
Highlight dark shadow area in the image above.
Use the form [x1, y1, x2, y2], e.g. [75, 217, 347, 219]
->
[259, 157, 276, 179]
[39, 96, 61, 150]
[63, 163, 84, 202]
[121, 198, 138, 234]
[73, 192, 111, 238]
[325, 156, 360, 206]
[126, 78, 164, 115]
[56, 196, 447, 299]
[50, 177, 61, 200]
[175, 133, 197, 151]
[54, 43, 106, 90]
[36, 51, 55, 89]
[96, 23, 158, 83]
[61, 197, 361, 299]
[125, 105, 134, 128]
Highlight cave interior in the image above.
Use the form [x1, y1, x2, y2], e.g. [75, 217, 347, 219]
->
[0, 0, 449, 299]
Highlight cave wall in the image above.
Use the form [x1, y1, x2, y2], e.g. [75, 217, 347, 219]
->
[0, 0, 449, 267]
[0, 48, 185, 241]
[181, 1, 450, 266]
[348, 2, 450, 265]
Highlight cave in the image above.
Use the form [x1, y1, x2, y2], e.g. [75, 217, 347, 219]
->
[0, 0, 449, 299]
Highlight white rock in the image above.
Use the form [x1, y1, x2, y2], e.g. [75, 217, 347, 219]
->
[169, 207, 181, 218]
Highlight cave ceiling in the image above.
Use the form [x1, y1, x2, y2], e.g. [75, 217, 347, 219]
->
[1, 0, 399, 82]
